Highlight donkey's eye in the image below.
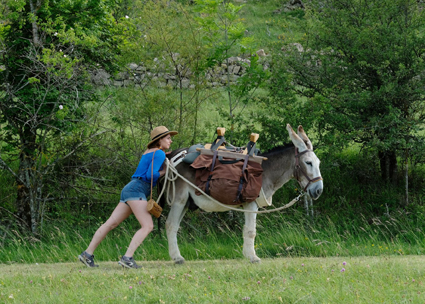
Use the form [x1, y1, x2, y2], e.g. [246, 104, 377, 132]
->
[306, 161, 313, 166]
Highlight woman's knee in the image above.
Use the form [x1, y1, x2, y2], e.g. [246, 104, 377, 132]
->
[103, 220, 119, 231]
[144, 222, 154, 233]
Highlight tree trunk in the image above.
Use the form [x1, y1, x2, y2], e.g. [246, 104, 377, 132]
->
[29, 0, 42, 47]
[15, 130, 40, 234]
[379, 150, 398, 183]
[16, 176, 32, 231]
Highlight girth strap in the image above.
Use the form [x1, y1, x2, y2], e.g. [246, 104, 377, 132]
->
[205, 150, 219, 195]
[234, 154, 250, 203]
[210, 136, 226, 151]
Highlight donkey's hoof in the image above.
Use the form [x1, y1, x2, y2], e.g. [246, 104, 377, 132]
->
[250, 256, 261, 263]
[174, 258, 185, 264]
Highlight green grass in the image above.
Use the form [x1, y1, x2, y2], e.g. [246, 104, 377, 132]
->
[1, 256, 424, 303]
[239, 0, 306, 52]
[2, 206, 425, 264]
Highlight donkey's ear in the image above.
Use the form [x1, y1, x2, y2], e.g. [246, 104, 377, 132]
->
[287, 124, 307, 152]
[297, 125, 313, 150]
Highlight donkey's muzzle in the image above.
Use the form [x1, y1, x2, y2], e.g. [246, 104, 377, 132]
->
[308, 181, 323, 200]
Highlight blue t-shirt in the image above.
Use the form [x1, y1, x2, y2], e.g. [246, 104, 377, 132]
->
[131, 150, 166, 186]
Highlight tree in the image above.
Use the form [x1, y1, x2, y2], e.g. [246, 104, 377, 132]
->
[277, 0, 425, 182]
[128, 0, 213, 145]
[0, 0, 127, 233]
[194, 0, 270, 142]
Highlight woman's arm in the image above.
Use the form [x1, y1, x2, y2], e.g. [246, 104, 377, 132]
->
[158, 162, 167, 177]
[149, 150, 166, 182]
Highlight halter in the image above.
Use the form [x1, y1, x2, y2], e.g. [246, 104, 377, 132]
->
[294, 148, 323, 192]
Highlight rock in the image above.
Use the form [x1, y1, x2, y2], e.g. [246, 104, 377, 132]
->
[128, 63, 138, 70]
[256, 49, 267, 57]
[181, 79, 190, 88]
[92, 69, 111, 85]
[233, 65, 241, 75]
[284, 0, 305, 11]
[281, 42, 304, 52]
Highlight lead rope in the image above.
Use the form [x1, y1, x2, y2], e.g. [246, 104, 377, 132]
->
[156, 158, 306, 214]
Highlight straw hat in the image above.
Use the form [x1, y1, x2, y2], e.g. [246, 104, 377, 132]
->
[147, 126, 178, 148]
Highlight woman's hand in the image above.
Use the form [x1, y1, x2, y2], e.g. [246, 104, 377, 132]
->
[159, 163, 167, 177]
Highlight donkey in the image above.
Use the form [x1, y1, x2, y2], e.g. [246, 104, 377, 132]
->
[163, 124, 323, 263]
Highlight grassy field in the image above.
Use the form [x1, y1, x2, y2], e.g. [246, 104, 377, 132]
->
[1, 255, 424, 303]
[2, 1, 425, 302]
[2, 209, 425, 303]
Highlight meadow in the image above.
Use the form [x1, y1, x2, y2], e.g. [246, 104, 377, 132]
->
[1, 255, 424, 303]
[2, 1, 425, 303]
[2, 206, 425, 303]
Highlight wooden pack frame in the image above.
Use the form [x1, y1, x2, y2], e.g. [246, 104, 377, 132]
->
[197, 127, 267, 164]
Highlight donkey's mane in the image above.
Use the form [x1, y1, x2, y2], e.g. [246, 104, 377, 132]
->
[261, 143, 294, 157]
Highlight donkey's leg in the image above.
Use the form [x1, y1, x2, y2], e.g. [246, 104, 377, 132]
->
[165, 197, 188, 264]
[243, 201, 261, 263]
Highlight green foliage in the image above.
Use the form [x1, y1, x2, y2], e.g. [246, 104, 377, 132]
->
[194, 0, 271, 141]
[275, 0, 425, 181]
[0, 0, 128, 233]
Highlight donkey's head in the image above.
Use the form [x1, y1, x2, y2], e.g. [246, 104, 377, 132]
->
[287, 124, 323, 200]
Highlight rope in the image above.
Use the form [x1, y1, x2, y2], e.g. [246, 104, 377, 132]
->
[157, 158, 306, 214]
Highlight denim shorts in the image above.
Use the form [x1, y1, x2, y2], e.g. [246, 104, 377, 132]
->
[119, 178, 151, 204]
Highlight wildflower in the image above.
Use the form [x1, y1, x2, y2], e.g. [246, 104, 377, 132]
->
[257, 281, 261, 284]
[129, 286, 132, 289]
[54, 32, 58, 36]
[331, 269, 334, 272]
[9, 294, 14, 299]
[125, 15, 129, 19]
[64, 55, 67, 58]
[30, 280, 33, 283]
[242, 297, 250, 301]
[342, 261, 346, 266]
[412, 279, 415, 282]
[138, 281, 142, 285]
[341, 268, 345, 272]
[301, 263, 304, 267]
[290, 276, 293, 280]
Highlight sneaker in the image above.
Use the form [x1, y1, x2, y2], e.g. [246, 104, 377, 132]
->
[118, 256, 142, 269]
[78, 251, 99, 268]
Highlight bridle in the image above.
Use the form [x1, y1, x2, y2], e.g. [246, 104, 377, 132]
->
[294, 148, 323, 192]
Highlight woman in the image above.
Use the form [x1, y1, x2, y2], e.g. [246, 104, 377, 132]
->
[78, 126, 178, 269]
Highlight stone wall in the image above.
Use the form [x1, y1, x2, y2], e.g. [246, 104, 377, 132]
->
[91, 53, 269, 89]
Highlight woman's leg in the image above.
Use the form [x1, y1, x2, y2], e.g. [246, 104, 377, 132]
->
[85, 203, 132, 255]
[124, 199, 154, 257]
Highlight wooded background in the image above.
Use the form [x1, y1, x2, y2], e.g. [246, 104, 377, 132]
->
[1, 0, 425, 245]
